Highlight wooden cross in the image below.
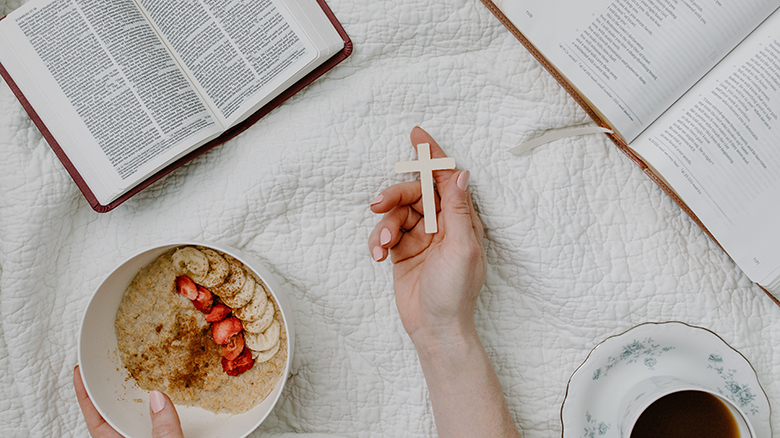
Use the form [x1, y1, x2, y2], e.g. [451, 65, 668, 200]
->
[395, 143, 456, 234]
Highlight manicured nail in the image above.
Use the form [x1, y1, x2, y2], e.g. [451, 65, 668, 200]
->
[372, 246, 383, 261]
[370, 194, 384, 206]
[380, 228, 392, 246]
[150, 391, 165, 414]
[456, 170, 470, 191]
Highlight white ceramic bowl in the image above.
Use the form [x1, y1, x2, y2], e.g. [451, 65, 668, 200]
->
[78, 242, 295, 438]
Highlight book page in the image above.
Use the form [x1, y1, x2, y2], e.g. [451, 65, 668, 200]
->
[0, 0, 221, 203]
[136, 0, 317, 125]
[497, 0, 779, 142]
[632, 9, 780, 284]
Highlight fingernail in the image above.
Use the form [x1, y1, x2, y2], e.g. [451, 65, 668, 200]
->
[457, 170, 470, 191]
[370, 194, 384, 206]
[372, 246, 383, 262]
[150, 391, 165, 414]
[380, 228, 392, 246]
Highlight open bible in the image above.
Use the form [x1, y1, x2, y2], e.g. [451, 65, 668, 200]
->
[481, 0, 780, 300]
[0, 0, 350, 211]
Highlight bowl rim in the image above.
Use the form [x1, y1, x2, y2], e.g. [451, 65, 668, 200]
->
[78, 241, 294, 438]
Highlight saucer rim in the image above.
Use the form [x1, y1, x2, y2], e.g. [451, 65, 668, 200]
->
[559, 321, 772, 438]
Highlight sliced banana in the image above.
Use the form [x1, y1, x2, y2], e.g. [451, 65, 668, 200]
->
[245, 319, 280, 352]
[251, 339, 280, 363]
[171, 247, 209, 283]
[233, 283, 268, 322]
[199, 248, 230, 288]
[242, 297, 274, 333]
[221, 274, 255, 309]
[212, 255, 246, 298]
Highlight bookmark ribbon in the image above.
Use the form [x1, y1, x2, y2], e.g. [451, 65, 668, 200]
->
[510, 125, 614, 155]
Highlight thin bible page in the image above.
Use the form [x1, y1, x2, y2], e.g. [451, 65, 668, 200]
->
[137, 0, 317, 125]
[497, 0, 780, 142]
[632, 9, 780, 285]
[0, 0, 221, 204]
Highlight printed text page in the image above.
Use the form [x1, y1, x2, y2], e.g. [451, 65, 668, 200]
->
[498, 0, 779, 141]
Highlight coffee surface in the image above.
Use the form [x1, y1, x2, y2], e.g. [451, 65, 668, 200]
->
[630, 390, 739, 438]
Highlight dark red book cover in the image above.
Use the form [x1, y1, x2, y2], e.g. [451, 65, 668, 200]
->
[0, 0, 352, 212]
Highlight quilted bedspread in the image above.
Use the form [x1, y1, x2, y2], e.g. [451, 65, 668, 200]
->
[2, 0, 780, 436]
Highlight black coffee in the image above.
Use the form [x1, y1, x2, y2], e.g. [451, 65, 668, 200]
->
[630, 390, 740, 438]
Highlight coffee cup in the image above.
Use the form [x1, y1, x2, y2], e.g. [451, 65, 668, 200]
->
[618, 376, 755, 438]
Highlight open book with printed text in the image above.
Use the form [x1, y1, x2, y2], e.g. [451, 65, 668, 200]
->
[0, 0, 350, 211]
[482, 0, 780, 300]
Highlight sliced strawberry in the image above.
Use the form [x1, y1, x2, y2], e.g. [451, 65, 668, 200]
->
[212, 316, 243, 345]
[221, 332, 245, 361]
[204, 304, 232, 323]
[192, 285, 213, 312]
[175, 276, 198, 300]
[222, 347, 254, 376]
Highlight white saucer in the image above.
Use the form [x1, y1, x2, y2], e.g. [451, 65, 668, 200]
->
[561, 322, 771, 438]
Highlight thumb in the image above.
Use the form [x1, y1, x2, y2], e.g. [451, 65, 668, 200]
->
[149, 391, 185, 438]
[439, 170, 474, 238]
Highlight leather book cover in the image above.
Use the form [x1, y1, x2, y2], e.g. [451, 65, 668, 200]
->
[0, 0, 352, 213]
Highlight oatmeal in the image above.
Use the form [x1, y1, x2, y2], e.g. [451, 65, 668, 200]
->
[114, 247, 287, 414]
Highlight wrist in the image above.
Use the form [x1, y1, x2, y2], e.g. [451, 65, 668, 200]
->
[410, 322, 481, 363]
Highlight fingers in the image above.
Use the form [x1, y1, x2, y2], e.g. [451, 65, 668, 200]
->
[439, 170, 482, 245]
[369, 205, 423, 261]
[410, 126, 458, 186]
[370, 181, 425, 215]
[73, 365, 123, 438]
[390, 223, 433, 263]
[410, 126, 447, 160]
[74, 365, 184, 438]
[369, 127, 483, 263]
[149, 391, 184, 438]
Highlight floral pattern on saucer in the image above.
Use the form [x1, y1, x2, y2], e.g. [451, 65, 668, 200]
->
[560, 322, 771, 438]
[708, 354, 759, 415]
[582, 411, 610, 438]
[592, 338, 675, 380]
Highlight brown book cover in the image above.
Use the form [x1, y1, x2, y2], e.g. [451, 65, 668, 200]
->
[0, 0, 352, 213]
[478, 0, 780, 306]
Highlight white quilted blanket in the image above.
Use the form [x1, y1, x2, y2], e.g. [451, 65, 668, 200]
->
[1, 0, 779, 437]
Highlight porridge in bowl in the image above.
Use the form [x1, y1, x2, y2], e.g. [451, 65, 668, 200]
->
[114, 246, 287, 414]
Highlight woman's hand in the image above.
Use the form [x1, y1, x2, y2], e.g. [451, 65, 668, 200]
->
[369, 128, 520, 438]
[74, 365, 185, 438]
[368, 126, 487, 343]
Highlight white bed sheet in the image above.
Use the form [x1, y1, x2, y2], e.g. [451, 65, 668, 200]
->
[1, 0, 779, 436]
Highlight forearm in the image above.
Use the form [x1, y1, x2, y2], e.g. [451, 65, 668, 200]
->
[412, 325, 522, 438]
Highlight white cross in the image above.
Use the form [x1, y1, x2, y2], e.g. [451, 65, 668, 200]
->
[395, 143, 456, 234]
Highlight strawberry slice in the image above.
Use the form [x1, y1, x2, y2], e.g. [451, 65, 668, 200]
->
[222, 347, 254, 376]
[221, 332, 245, 361]
[212, 316, 243, 345]
[192, 285, 213, 313]
[175, 276, 198, 300]
[204, 304, 232, 323]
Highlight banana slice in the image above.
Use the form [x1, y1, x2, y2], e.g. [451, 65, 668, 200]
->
[212, 255, 246, 298]
[251, 339, 280, 363]
[233, 283, 268, 322]
[245, 319, 280, 352]
[171, 247, 209, 283]
[199, 249, 230, 288]
[242, 297, 274, 333]
[221, 274, 255, 309]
